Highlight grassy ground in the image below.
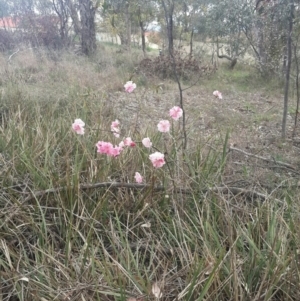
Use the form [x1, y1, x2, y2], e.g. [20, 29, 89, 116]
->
[0, 45, 300, 301]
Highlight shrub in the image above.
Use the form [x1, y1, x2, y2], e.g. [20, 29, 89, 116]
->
[138, 50, 216, 80]
[0, 30, 18, 52]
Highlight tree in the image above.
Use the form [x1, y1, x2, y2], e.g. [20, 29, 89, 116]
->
[65, 0, 100, 55]
[204, 0, 252, 69]
[78, 0, 99, 55]
[102, 0, 132, 50]
[52, 0, 71, 47]
[282, 0, 294, 139]
[161, 0, 175, 55]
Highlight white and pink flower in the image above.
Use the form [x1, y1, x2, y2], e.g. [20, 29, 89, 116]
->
[157, 120, 170, 133]
[72, 118, 85, 135]
[124, 81, 136, 93]
[169, 106, 183, 121]
[123, 137, 136, 147]
[142, 137, 152, 148]
[111, 119, 120, 137]
[134, 172, 143, 183]
[213, 90, 223, 99]
[149, 152, 165, 168]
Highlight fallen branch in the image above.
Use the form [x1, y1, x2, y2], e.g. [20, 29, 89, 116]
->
[21, 181, 284, 204]
[24, 182, 166, 202]
[229, 147, 297, 171]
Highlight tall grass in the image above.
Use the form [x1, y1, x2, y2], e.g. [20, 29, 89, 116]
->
[0, 47, 299, 301]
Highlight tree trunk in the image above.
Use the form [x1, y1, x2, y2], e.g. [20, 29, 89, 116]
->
[140, 23, 146, 55]
[52, 0, 69, 47]
[189, 28, 194, 58]
[161, 0, 174, 55]
[282, 0, 294, 139]
[168, 9, 174, 54]
[79, 0, 97, 56]
[137, 7, 146, 55]
[293, 43, 299, 138]
[66, 0, 81, 37]
[125, 1, 131, 52]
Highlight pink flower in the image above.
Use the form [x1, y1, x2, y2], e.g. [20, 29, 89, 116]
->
[169, 106, 183, 121]
[111, 119, 120, 137]
[72, 118, 85, 135]
[119, 141, 125, 148]
[96, 141, 113, 154]
[123, 137, 136, 147]
[96, 141, 122, 157]
[149, 152, 165, 168]
[110, 146, 122, 157]
[157, 120, 170, 133]
[111, 120, 120, 128]
[142, 137, 152, 148]
[124, 81, 136, 93]
[134, 172, 143, 183]
[213, 90, 222, 99]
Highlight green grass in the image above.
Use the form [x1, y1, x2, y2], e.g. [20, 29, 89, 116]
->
[202, 62, 285, 95]
[0, 47, 299, 301]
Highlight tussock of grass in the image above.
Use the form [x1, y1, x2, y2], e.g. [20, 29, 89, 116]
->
[0, 47, 300, 301]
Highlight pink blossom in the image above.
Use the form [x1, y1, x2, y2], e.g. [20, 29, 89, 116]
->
[169, 106, 183, 121]
[111, 120, 120, 128]
[149, 152, 165, 168]
[124, 81, 136, 93]
[134, 172, 143, 183]
[142, 137, 152, 148]
[111, 119, 120, 137]
[157, 120, 170, 133]
[123, 137, 136, 147]
[119, 141, 125, 148]
[96, 141, 122, 157]
[110, 146, 122, 157]
[72, 118, 85, 135]
[213, 90, 222, 99]
[96, 141, 114, 154]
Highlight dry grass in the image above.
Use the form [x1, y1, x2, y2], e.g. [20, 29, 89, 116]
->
[0, 45, 300, 301]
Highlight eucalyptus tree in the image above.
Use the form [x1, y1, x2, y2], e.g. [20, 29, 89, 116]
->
[203, 0, 253, 68]
[102, 0, 157, 52]
[134, 0, 157, 54]
[102, 0, 133, 49]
